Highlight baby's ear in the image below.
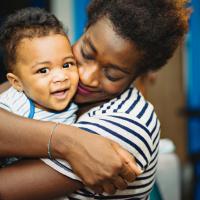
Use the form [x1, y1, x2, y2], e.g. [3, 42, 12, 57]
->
[6, 73, 23, 92]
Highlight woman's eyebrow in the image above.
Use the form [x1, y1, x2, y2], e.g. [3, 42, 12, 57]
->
[85, 37, 97, 53]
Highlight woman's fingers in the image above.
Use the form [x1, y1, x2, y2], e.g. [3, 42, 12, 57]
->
[123, 156, 143, 177]
[94, 176, 128, 194]
[92, 175, 127, 194]
[112, 175, 128, 190]
[112, 141, 143, 176]
[91, 185, 104, 194]
[102, 181, 116, 194]
[120, 163, 136, 182]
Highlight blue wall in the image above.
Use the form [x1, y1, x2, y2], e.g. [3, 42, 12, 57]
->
[73, 0, 90, 42]
[186, 0, 200, 155]
[186, 1, 200, 199]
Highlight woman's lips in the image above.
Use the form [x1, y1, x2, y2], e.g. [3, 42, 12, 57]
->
[77, 84, 92, 95]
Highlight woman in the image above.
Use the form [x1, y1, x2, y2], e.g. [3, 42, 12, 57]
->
[0, 0, 188, 199]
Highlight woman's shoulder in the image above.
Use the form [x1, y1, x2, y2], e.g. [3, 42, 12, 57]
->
[86, 86, 156, 116]
[79, 86, 160, 132]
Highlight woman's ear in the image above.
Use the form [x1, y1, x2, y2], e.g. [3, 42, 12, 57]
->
[6, 73, 23, 92]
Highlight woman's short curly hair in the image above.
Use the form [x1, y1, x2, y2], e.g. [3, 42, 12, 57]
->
[87, 0, 189, 76]
[0, 7, 66, 72]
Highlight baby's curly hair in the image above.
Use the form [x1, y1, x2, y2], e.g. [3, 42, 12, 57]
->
[0, 7, 66, 72]
[87, 0, 189, 76]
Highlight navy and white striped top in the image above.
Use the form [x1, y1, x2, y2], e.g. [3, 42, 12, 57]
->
[43, 85, 160, 200]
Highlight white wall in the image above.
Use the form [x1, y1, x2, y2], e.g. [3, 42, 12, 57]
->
[50, 0, 75, 43]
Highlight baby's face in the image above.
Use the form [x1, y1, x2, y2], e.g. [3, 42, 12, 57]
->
[13, 34, 79, 111]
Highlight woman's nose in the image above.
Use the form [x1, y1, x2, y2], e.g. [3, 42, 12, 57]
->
[51, 69, 68, 83]
[78, 64, 99, 87]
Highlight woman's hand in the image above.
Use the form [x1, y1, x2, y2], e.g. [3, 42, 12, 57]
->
[51, 124, 142, 193]
[111, 140, 142, 180]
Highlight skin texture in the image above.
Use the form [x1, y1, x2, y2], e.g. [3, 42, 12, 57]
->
[0, 18, 142, 198]
[7, 34, 79, 111]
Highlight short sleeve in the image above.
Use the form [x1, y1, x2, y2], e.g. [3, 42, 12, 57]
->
[0, 90, 12, 112]
[0, 87, 29, 115]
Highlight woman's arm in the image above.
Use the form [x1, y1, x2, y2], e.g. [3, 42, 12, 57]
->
[0, 108, 54, 158]
[0, 108, 140, 189]
[0, 159, 82, 200]
[0, 149, 137, 199]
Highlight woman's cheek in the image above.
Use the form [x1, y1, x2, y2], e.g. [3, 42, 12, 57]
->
[103, 82, 124, 95]
[72, 42, 81, 62]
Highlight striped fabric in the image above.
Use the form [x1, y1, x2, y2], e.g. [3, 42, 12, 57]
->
[43, 85, 160, 200]
[0, 87, 77, 124]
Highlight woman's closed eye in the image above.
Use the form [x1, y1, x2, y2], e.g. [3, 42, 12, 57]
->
[103, 69, 123, 82]
[80, 47, 94, 60]
[105, 74, 122, 82]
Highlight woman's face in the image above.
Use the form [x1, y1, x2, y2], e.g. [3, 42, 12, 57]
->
[73, 17, 141, 105]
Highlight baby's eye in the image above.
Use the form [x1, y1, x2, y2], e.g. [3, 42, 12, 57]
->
[63, 63, 70, 68]
[63, 62, 75, 68]
[37, 68, 49, 74]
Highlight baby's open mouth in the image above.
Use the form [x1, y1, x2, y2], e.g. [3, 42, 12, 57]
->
[51, 89, 68, 99]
